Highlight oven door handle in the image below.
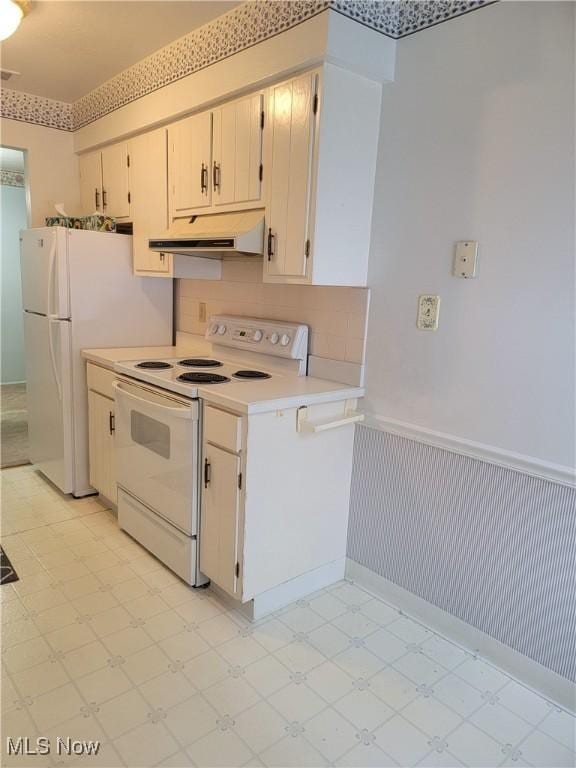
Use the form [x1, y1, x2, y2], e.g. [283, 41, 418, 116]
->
[113, 381, 193, 420]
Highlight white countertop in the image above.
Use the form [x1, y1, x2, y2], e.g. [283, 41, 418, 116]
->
[82, 343, 364, 415]
[195, 374, 363, 415]
[81, 340, 211, 370]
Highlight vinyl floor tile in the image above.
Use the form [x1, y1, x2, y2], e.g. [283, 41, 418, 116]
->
[1, 466, 574, 768]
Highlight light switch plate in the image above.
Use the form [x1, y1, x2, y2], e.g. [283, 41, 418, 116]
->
[454, 240, 478, 278]
[417, 295, 440, 330]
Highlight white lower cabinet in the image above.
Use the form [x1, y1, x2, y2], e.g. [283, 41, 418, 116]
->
[201, 445, 242, 596]
[200, 405, 243, 598]
[200, 400, 356, 613]
[87, 363, 117, 504]
[87, 390, 116, 504]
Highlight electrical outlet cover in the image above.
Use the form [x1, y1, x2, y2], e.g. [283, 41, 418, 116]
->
[417, 295, 440, 330]
[453, 241, 478, 278]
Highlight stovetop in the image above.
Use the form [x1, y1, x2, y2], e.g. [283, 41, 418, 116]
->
[114, 356, 279, 398]
[114, 316, 312, 401]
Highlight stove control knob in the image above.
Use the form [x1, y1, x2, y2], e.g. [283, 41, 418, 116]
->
[270, 332, 279, 345]
[280, 333, 291, 347]
[209, 323, 219, 335]
[217, 324, 227, 335]
[253, 330, 263, 342]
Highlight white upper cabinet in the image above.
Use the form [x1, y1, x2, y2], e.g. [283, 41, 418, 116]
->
[78, 63, 380, 286]
[265, 73, 317, 280]
[212, 93, 264, 209]
[79, 151, 103, 214]
[264, 65, 381, 286]
[101, 143, 130, 218]
[129, 126, 221, 280]
[128, 129, 172, 276]
[79, 143, 130, 219]
[168, 110, 213, 217]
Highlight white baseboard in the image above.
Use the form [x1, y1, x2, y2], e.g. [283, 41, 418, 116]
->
[251, 558, 346, 620]
[346, 558, 576, 714]
[218, 558, 347, 622]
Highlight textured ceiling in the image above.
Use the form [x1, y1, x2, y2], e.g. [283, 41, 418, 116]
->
[1, 1, 240, 102]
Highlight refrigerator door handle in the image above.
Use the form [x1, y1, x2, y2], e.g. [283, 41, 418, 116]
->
[46, 234, 58, 318]
[48, 318, 63, 401]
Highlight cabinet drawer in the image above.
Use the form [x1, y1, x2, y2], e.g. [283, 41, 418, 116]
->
[118, 488, 196, 585]
[87, 362, 116, 399]
[204, 405, 242, 452]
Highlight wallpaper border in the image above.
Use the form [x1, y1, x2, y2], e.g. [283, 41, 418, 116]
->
[0, 0, 494, 132]
[0, 88, 73, 132]
[0, 169, 25, 188]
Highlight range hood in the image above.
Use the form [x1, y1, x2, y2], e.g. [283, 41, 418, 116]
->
[149, 210, 264, 258]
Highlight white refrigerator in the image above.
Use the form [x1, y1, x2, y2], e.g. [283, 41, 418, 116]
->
[21, 227, 173, 497]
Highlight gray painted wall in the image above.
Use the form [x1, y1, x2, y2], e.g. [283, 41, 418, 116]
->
[364, 1, 575, 469]
[347, 426, 576, 682]
[1, 181, 28, 384]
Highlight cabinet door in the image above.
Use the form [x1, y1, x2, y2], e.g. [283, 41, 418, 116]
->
[169, 111, 212, 215]
[200, 445, 241, 597]
[88, 391, 116, 503]
[101, 142, 130, 218]
[128, 130, 172, 276]
[213, 94, 263, 207]
[79, 151, 103, 214]
[266, 73, 317, 279]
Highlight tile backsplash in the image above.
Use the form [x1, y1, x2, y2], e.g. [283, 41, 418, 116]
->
[176, 260, 369, 364]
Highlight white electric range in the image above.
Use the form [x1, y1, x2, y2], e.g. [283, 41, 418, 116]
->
[112, 316, 310, 586]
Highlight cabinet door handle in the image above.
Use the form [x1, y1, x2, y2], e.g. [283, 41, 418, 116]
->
[200, 164, 208, 194]
[267, 228, 275, 261]
[109, 411, 115, 435]
[102, 188, 107, 209]
[95, 188, 100, 210]
[213, 162, 220, 191]
[159, 252, 165, 264]
[204, 457, 211, 488]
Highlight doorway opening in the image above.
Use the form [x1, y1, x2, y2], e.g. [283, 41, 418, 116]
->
[1, 146, 30, 468]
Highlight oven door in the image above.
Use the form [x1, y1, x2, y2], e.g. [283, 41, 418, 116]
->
[113, 378, 199, 535]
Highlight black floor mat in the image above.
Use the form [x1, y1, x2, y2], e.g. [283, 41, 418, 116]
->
[0, 546, 19, 585]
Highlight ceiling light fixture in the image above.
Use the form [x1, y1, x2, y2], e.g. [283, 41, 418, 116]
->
[0, 0, 30, 41]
